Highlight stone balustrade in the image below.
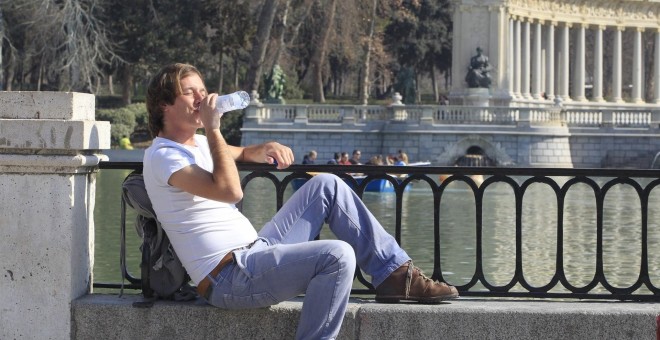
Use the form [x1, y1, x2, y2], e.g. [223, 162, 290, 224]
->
[245, 100, 660, 129]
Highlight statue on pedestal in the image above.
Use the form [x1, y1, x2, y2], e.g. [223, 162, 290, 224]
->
[465, 47, 492, 89]
[264, 64, 286, 104]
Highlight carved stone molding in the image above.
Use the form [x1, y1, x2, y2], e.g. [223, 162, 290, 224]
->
[505, 0, 660, 28]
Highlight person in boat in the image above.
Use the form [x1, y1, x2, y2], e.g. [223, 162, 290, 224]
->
[392, 156, 406, 166]
[349, 149, 362, 165]
[327, 152, 340, 164]
[366, 155, 384, 165]
[338, 151, 351, 165]
[142, 63, 458, 340]
[397, 150, 409, 165]
[302, 150, 317, 164]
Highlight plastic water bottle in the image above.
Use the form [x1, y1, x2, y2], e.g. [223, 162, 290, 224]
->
[216, 91, 250, 115]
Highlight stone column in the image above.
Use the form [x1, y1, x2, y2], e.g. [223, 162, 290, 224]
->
[0, 92, 110, 339]
[522, 19, 531, 99]
[612, 26, 624, 103]
[593, 25, 605, 102]
[573, 23, 587, 102]
[514, 18, 522, 97]
[509, 17, 516, 97]
[545, 22, 556, 101]
[632, 27, 644, 103]
[654, 29, 660, 103]
[559, 23, 571, 102]
[532, 20, 543, 99]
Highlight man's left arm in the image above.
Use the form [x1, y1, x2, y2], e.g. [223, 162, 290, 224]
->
[228, 142, 294, 169]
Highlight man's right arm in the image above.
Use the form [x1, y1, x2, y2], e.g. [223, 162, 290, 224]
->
[167, 93, 244, 204]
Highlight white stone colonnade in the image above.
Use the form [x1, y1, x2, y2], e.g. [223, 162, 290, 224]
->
[451, 0, 660, 107]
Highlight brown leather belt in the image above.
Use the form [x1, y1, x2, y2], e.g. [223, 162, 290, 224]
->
[197, 251, 235, 300]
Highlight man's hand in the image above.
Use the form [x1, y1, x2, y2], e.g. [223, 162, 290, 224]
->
[262, 142, 294, 169]
[200, 93, 221, 130]
[240, 141, 294, 169]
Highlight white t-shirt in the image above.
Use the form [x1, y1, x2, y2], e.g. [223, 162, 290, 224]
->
[143, 135, 258, 284]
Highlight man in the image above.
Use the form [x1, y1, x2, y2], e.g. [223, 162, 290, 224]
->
[302, 150, 317, 164]
[143, 63, 458, 340]
[349, 149, 362, 165]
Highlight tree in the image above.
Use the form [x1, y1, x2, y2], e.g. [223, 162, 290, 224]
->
[360, 0, 378, 105]
[384, 0, 452, 103]
[0, 0, 118, 92]
[245, 0, 280, 93]
[310, 0, 337, 102]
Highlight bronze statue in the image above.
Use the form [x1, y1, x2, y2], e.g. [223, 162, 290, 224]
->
[465, 47, 492, 88]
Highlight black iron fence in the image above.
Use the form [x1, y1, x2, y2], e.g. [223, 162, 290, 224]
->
[97, 161, 660, 301]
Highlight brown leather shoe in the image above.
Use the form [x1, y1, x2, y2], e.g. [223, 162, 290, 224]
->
[375, 261, 458, 304]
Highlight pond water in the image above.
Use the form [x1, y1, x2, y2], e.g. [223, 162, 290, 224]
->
[93, 169, 660, 295]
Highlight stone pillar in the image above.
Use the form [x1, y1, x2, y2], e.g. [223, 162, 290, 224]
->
[593, 25, 605, 102]
[389, 92, 408, 121]
[294, 105, 309, 124]
[509, 17, 515, 97]
[0, 92, 110, 339]
[509, 17, 516, 98]
[244, 90, 263, 123]
[654, 29, 660, 104]
[573, 23, 587, 102]
[532, 20, 543, 99]
[545, 22, 556, 101]
[559, 23, 571, 102]
[522, 19, 531, 99]
[632, 27, 644, 103]
[612, 26, 624, 103]
[514, 18, 522, 97]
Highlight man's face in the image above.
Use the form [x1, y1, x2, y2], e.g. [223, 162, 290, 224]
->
[163, 74, 207, 131]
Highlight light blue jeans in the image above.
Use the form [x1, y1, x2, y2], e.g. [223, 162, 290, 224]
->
[206, 173, 411, 340]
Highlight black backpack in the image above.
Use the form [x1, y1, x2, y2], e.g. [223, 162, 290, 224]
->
[120, 170, 196, 306]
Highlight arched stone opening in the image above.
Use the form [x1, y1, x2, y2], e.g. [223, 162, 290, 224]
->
[436, 135, 515, 166]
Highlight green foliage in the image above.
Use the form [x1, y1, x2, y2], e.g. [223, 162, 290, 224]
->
[221, 111, 244, 146]
[96, 103, 148, 145]
[384, 0, 453, 91]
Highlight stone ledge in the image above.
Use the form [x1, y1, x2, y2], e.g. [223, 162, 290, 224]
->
[72, 294, 659, 339]
[0, 91, 95, 120]
[0, 119, 110, 150]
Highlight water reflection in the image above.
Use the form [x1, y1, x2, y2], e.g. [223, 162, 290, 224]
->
[94, 170, 660, 297]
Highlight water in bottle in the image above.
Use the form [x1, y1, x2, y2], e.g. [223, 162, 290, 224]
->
[216, 91, 250, 115]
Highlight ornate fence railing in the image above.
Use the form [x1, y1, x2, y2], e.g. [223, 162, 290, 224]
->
[96, 162, 660, 301]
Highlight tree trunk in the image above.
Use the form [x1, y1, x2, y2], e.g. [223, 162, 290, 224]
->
[218, 53, 225, 93]
[245, 0, 280, 93]
[360, 0, 377, 105]
[272, 0, 291, 68]
[6, 49, 15, 91]
[311, 0, 337, 103]
[121, 63, 132, 105]
[431, 64, 438, 102]
[234, 57, 239, 90]
[108, 74, 114, 95]
[0, 8, 4, 90]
